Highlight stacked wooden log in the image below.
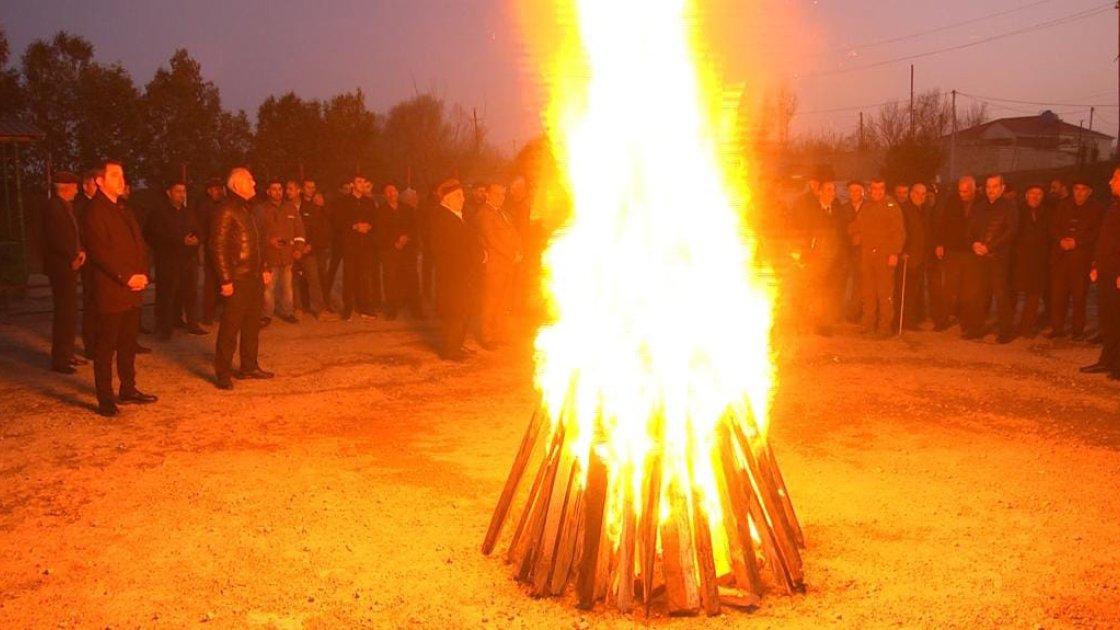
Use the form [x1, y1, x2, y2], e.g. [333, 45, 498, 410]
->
[483, 404, 805, 616]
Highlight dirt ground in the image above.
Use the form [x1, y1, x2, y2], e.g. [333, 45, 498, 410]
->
[1, 285, 1119, 630]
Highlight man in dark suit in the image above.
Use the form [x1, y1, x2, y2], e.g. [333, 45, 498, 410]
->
[197, 178, 226, 326]
[430, 178, 484, 360]
[1048, 178, 1105, 339]
[74, 169, 99, 358]
[899, 183, 932, 330]
[976, 174, 1019, 343]
[1082, 166, 1120, 378]
[147, 180, 206, 339]
[335, 174, 379, 320]
[211, 167, 274, 390]
[43, 171, 88, 373]
[80, 160, 157, 417]
[473, 181, 522, 347]
[1012, 185, 1051, 337]
[374, 181, 420, 321]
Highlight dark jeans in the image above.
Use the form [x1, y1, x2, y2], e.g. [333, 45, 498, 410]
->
[48, 270, 79, 368]
[215, 277, 263, 381]
[859, 252, 896, 334]
[294, 253, 326, 314]
[80, 265, 98, 357]
[960, 254, 989, 336]
[155, 257, 199, 334]
[342, 243, 379, 315]
[94, 307, 139, 406]
[1051, 249, 1092, 335]
[977, 255, 1015, 337]
[202, 251, 219, 324]
[441, 315, 470, 357]
[1097, 277, 1120, 371]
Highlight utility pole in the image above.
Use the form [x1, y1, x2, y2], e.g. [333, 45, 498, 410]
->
[472, 107, 481, 158]
[949, 89, 958, 182]
[1116, 2, 1119, 157]
[859, 111, 865, 150]
[1090, 106, 1098, 162]
[909, 64, 915, 137]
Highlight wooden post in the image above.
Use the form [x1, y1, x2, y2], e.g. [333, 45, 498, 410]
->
[660, 479, 700, 616]
[483, 408, 544, 555]
[576, 449, 609, 608]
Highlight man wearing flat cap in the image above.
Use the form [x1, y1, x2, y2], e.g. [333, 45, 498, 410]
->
[430, 178, 485, 360]
[43, 171, 87, 373]
[1049, 176, 1104, 340]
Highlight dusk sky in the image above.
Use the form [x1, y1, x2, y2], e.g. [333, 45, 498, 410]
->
[1, 0, 1116, 152]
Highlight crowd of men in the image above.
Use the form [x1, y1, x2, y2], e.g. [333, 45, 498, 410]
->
[42, 160, 532, 417]
[788, 163, 1120, 379]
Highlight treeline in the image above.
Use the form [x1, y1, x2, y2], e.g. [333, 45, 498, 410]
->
[0, 28, 507, 193]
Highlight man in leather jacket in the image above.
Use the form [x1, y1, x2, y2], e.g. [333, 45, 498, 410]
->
[210, 167, 274, 389]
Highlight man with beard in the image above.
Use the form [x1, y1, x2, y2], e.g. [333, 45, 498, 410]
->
[1012, 185, 1051, 337]
[335, 174, 378, 320]
[934, 176, 987, 335]
[147, 180, 206, 339]
[1049, 178, 1104, 340]
[1082, 166, 1120, 378]
[80, 160, 157, 417]
[430, 178, 484, 360]
[374, 181, 420, 320]
[260, 179, 304, 324]
[211, 168, 274, 389]
[43, 171, 87, 373]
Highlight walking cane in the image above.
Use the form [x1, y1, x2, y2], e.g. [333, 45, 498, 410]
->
[897, 254, 908, 336]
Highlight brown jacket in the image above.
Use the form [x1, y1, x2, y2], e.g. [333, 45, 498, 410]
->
[260, 200, 306, 267]
[851, 196, 905, 258]
[473, 203, 521, 269]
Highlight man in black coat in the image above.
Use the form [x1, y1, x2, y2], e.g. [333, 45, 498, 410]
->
[80, 161, 157, 417]
[899, 183, 932, 330]
[43, 171, 87, 373]
[211, 167, 274, 390]
[375, 181, 421, 320]
[1012, 185, 1051, 337]
[934, 176, 988, 335]
[1048, 178, 1105, 339]
[335, 174, 379, 319]
[976, 174, 1019, 343]
[1082, 165, 1120, 378]
[430, 178, 484, 360]
[75, 169, 99, 358]
[147, 180, 206, 339]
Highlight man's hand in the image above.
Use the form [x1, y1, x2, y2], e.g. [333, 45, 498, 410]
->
[71, 251, 86, 271]
[935, 245, 945, 260]
[220, 283, 234, 297]
[126, 274, 148, 292]
[972, 242, 989, 256]
[1116, 275, 1120, 290]
[887, 254, 899, 268]
[395, 235, 410, 250]
[301, 243, 312, 255]
[262, 271, 272, 285]
[292, 248, 303, 261]
[185, 234, 199, 246]
[1060, 237, 1076, 251]
[1090, 268, 1099, 283]
[269, 236, 282, 249]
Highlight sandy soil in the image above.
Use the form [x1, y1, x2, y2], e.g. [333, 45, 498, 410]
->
[1, 288, 1119, 629]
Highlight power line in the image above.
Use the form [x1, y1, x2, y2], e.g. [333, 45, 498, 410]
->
[817, 0, 1058, 56]
[794, 99, 903, 117]
[957, 91, 1120, 108]
[794, 3, 1112, 79]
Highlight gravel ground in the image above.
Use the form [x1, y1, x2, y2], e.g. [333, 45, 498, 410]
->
[1, 291, 1118, 629]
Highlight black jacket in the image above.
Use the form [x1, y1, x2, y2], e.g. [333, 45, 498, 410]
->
[900, 201, 931, 266]
[42, 196, 82, 276]
[936, 196, 987, 254]
[374, 202, 417, 253]
[1095, 199, 1120, 281]
[1013, 202, 1051, 292]
[210, 194, 267, 284]
[430, 205, 482, 318]
[81, 190, 149, 313]
[146, 200, 201, 269]
[981, 196, 1018, 258]
[334, 194, 377, 251]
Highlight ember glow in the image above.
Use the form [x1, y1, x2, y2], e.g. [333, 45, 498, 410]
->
[485, 0, 804, 615]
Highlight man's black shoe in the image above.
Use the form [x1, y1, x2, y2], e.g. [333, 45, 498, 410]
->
[1081, 363, 1110, 374]
[961, 331, 984, 340]
[118, 390, 158, 405]
[216, 379, 234, 390]
[233, 368, 274, 380]
[996, 334, 1014, 344]
[173, 320, 188, 329]
[1071, 332, 1087, 342]
[51, 364, 77, 374]
[96, 403, 119, 418]
[186, 325, 208, 335]
[69, 356, 89, 367]
[1046, 330, 1066, 339]
[384, 310, 398, 321]
[1109, 372, 1120, 381]
[441, 350, 470, 362]
[135, 344, 152, 354]
[1090, 333, 1104, 344]
[279, 314, 299, 324]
